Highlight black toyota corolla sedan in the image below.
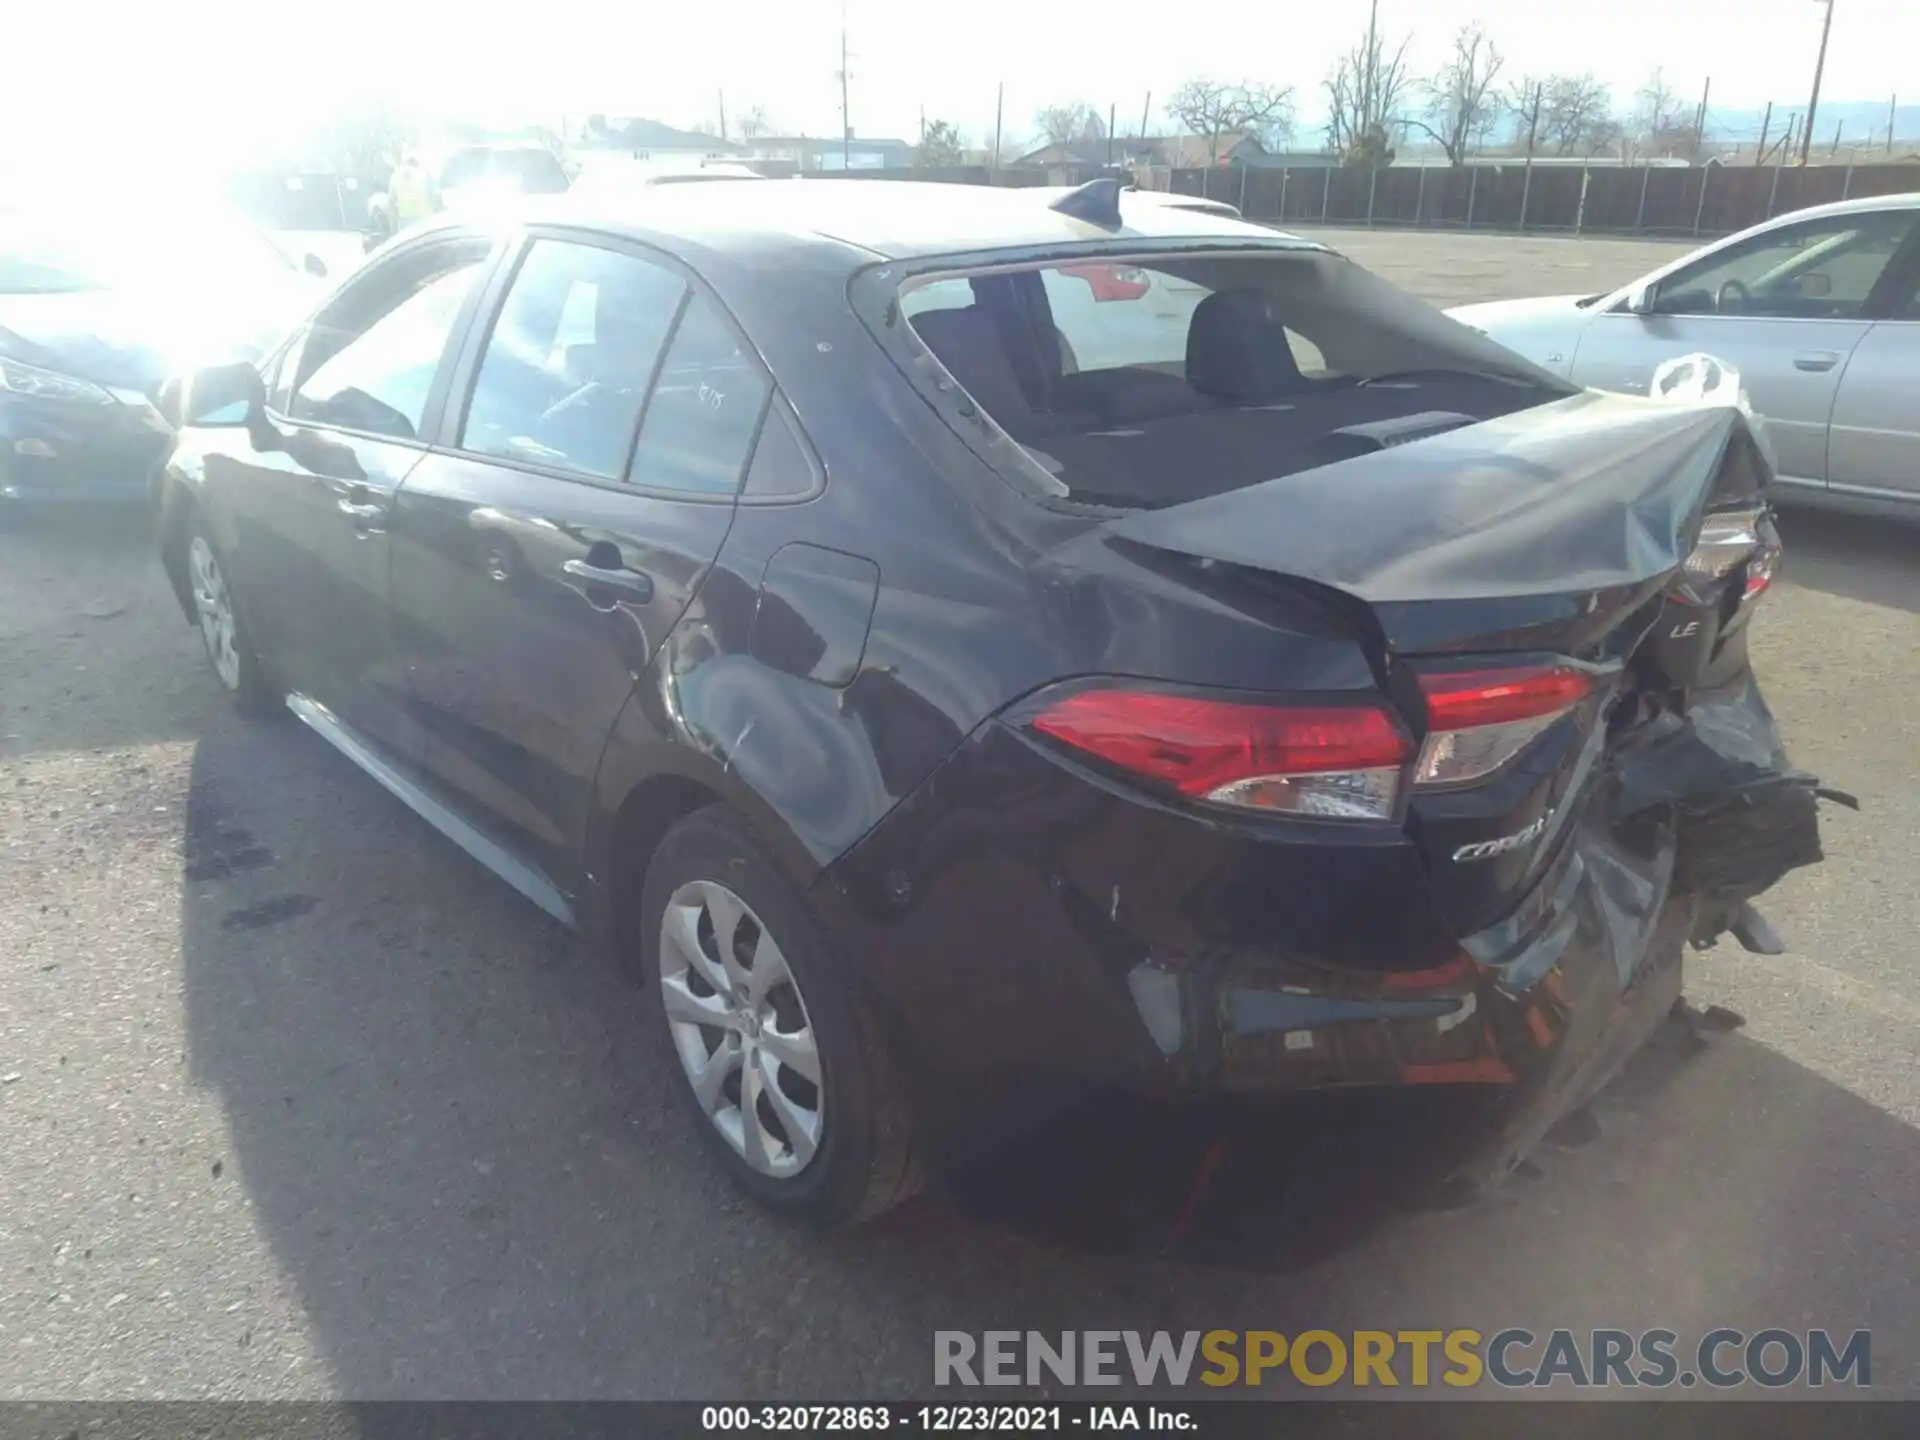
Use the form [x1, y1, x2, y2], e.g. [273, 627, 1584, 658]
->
[155, 179, 1836, 1225]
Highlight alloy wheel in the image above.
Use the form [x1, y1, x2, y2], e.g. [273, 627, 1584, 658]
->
[187, 535, 242, 691]
[659, 878, 825, 1178]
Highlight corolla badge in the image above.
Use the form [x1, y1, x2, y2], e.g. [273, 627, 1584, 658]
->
[1452, 813, 1550, 864]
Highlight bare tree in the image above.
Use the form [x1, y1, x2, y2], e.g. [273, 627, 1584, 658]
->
[917, 119, 966, 168]
[1540, 74, 1617, 156]
[1631, 68, 1699, 160]
[1413, 23, 1504, 165]
[1033, 102, 1107, 148]
[1324, 24, 1415, 164]
[737, 105, 776, 140]
[1166, 78, 1295, 165]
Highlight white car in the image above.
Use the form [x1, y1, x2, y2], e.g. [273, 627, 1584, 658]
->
[1449, 193, 1920, 512]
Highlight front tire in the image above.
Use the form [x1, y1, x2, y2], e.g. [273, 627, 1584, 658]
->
[640, 807, 920, 1226]
[183, 521, 278, 718]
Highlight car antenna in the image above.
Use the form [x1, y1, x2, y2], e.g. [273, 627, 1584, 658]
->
[1048, 177, 1124, 228]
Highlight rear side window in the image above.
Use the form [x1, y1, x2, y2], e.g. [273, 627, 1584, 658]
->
[628, 293, 771, 496]
[890, 252, 1571, 510]
[742, 400, 819, 499]
[461, 239, 686, 479]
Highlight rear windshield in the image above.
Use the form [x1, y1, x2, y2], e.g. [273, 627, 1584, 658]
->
[892, 249, 1572, 509]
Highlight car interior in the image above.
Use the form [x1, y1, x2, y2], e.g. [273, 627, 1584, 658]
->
[902, 255, 1564, 509]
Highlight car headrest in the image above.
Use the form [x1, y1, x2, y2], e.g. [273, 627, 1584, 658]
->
[1185, 288, 1303, 403]
[562, 343, 599, 386]
[908, 307, 1033, 420]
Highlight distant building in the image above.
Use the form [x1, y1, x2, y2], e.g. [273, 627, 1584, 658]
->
[579, 116, 738, 163]
[739, 135, 916, 170]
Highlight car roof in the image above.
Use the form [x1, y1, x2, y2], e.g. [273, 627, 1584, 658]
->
[521, 178, 1312, 264]
[1744, 190, 1920, 229]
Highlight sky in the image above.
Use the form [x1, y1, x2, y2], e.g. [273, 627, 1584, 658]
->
[6, 0, 1915, 175]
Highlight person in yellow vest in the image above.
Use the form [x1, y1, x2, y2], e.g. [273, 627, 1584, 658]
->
[386, 152, 438, 231]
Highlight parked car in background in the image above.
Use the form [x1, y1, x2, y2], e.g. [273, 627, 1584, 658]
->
[157, 179, 1830, 1228]
[1450, 193, 1920, 514]
[1, 202, 326, 508]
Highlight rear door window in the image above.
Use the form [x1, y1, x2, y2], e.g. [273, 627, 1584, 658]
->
[627, 293, 771, 496]
[461, 239, 686, 479]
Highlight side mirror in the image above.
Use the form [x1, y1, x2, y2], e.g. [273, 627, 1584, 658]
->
[176, 362, 282, 454]
[1625, 283, 1657, 316]
[303, 252, 329, 279]
[179, 361, 265, 428]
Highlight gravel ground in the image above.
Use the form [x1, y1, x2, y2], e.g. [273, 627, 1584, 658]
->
[2, 227, 1917, 1400]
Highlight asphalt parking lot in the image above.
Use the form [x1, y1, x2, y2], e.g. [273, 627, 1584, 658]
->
[3, 226, 1918, 1400]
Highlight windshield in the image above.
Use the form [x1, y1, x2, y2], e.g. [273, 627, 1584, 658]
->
[0, 204, 294, 294]
[891, 248, 1572, 509]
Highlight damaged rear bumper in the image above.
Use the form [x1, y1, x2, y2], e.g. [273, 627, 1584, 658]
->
[825, 671, 1842, 1170]
[1130, 672, 1841, 1179]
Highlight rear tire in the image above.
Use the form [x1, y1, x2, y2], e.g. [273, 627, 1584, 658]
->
[182, 519, 278, 719]
[640, 807, 920, 1226]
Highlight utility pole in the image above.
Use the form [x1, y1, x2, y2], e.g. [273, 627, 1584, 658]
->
[1889, 94, 1899, 155]
[838, 23, 853, 170]
[1831, 119, 1844, 155]
[717, 90, 727, 141]
[1140, 92, 1152, 140]
[1799, 0, 1835, 166]
[1692, 76, 1712, 159]
[1519, 80, 1541, 229]
[1107, 103, 1116, 166]
[992, 82, 1004, 178]
[1362, 0, 1380, 135]
[1755, 101, 1773, 163]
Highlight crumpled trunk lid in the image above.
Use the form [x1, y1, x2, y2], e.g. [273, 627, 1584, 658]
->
[1104, 389, 1756, 657]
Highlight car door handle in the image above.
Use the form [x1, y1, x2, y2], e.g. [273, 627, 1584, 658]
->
[563, 558, 654, 604]
[336, 481, 387, 531]
[1793, 350, 1842, 373]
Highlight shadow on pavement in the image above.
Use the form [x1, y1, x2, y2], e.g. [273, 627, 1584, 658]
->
[176, 717, 1920, 1398]
[1775, 507, 1920, 615]
[946, 1088, 1492, 1268]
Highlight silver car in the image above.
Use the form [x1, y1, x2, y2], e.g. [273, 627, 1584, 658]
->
[1449, 193, 1920, 515]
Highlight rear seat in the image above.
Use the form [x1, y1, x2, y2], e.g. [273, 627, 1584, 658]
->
[908, 307, 1097, 443]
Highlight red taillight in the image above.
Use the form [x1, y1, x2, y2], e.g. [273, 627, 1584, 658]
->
[1058, 262, 1153, 302]
[1028, 688, 1411, 820]
[1414, 665, 1594, 787]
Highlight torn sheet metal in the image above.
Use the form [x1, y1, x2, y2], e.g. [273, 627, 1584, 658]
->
[1104, 389, 1750, 652]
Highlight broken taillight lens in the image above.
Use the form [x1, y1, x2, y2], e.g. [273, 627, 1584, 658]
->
[1684, 502, 1781, 606]
[1027, 687, 1412, 820]
[1413, 666, 1594, 787]
[1685, 504, 1769, 583]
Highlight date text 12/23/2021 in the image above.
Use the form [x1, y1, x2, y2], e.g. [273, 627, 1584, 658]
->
[702, 1408, 1188, 1432]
